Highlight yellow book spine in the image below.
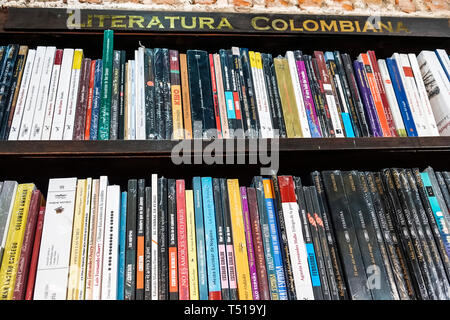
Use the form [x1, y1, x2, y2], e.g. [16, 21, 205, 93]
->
[227, 179, 253, 300]
[255, 52, 263, 70]
[67, 179, 87, 300]
[185, 190, 199, 300]
[72, 49, 83, 70]
[249, 51, 256, 69]
[0, 183, 35, 300]
[171, 84, 184, 139]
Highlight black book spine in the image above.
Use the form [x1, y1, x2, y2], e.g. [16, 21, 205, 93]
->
[158, 177, 168, 300]
[360, 172, 399, 299]
[341, 53, 370, 137]
[311, 172, 348, 300]
[162, 49, 172, 140]
[213, 178, 230, 300]
[125, 179, 137, 300]
[269, 59, 287, 138]
[310, 186, 335, 300]
[154, 48, 165, 140]
[187, 50, 202, 139]
[372, 172, 414, 300]
[396, 169, 444, 300]
[406, 170, 450, 299]
[261, 54, 279, 135]
[109, 50, 120, 140]
[425, 167, 450, 229]
[413, 169, 450, 281]
[435, 171, 450, 215]
[220, 178, 238, 300]
[334, 51, 361, 137]
[136, 179, 145, 300]
[321, 170, 371, 300]
[240, 48, 260, 138]
[144, 186, 152, 300]
[199, 50, 217, 138]
[271, 176, 296, 300]
[342, 171, 394, 300]
[167, 179, 178, 300]
[231, 48, 250, 135]
[0, 45, 18, 136]
[220, 49, 237, 136]
[387, 169, 430, 300]
[227, 49, 244, 136]
[144, 48, 156, 139]
[118, 50, 126, 140]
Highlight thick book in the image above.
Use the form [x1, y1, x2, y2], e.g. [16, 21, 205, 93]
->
[72, 58, 91, 140]
[177, 180, 189, 300]
[98, 29, 114, 140]
[170, 50, 183, 140]
[109, 51, 120, 140]
[233, 47, 252, 136]
[0, 183, 35, 300]
[34, 178, 76, 300]
[0, 181, 18, 267]
[240, 48, 260, 137]
[0, 45, 19, 139]
[167, 179, 179, 300]
[124, 179, 137, 300]
[154, 49, 164, 140]
[83, 60, 96, 140]
[228, 49, 245, 138]
[118, 191, 127, 300]
[193, 177, 208, 300]
[179, 53, 192, 139]
[185, 190, 198, 299]
[136, 179, 145, 300]
[144, 48, 155, 139]
[209, 53, 223, 138]
[220, 49, 238, 136]
[213, 53, 230, 138]
[261, 53, 279, 137]
[85, 179, 99, 300]
[89, 59, 103, 140]
[162, 49, 172, 140]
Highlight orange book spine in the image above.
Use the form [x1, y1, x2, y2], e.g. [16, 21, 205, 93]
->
[84, 60, 96, 140]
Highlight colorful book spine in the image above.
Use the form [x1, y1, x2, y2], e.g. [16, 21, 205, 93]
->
[209, 53, 222, 139]
[98, 29, 114, 140]
[63, 49, 83, 140]
[117, 191, 127, 300]
[89, 59, 103, 140]
[185, 190, 198, 299]
[136, 179, 145, 300]
[170, 50, 184, 140]
[193, 177, 208, 300]
[168, 179, 178, 300]
[84, 60, 96, 140]
[177, 180, 189, 300]
[109, 51, 120, 140]
[150, 174, 158, 300]
[157, 177, 168, 300]
[0, 181, 18, 278]
[124, 179, 137, 300]
[143, 49, 155, 139]
[201, 177, 222, 300]
[180, 53, 192, 139]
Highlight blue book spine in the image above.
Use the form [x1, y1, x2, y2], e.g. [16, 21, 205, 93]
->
[435, 50, 450, 82]
[353, 60, 382, 137]
[386, 58, 418, 137]
[90, 59, 103, 140]
[263, 178, 288, 300]
[305, 243, 321, 288]
[193, 177, 209, 300]
[117, 191, 127, 300]
[420, 172, 450, 258]
[201, 177, 222, 299]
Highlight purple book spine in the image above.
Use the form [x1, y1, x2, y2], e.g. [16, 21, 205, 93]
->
[240, 186, 260, 300]
[353, 60, 382, 137]
[296, 60, 322, 137]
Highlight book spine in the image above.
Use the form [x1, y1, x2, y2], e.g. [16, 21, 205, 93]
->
[13, 190, 40, 300]
[109, 51, 120, 140]
[62, 49, 83, 140]
[213, 53, 230, 139]
[0, 184, 35, 300]
[89, 59, 103, 140]
[33, 178, 77, 300]
[78, 177, 91, 300]
[118, 191, 127, 300]
[435, 49, 450, 81]
[228, 50, 244, 137]
[179, 53, 192, 139]
[170, 50, 184, 140]
[154, 49, 164, 139]
[85, 179, 99, 299]
[25, 205, 45, 300]
[144, 49, 155, 139]
[261, 53, 278, 136]
[101, 185, 120, 300]
[385, 58, 418, 137]
[209, 53, 222, 139]
[136, 179, 145, 300]
[0, 45, 19, 139]
[158, 177, 168, 300]
[227, 179, 252, 300]
[133, 50, 143, 140]
[0, 181, 18, 272]
[240, 48, 259, 138]
[151, 174, 158, 300]
[118, 51, 126, 140]
[202, 177, 222, 300]
[128, 60, 136, 140]
[98, 29, 113, 140]
[240, 187, 260, 300]
[8, 49, 35, 140]
[185, 190, 198, 299]
[72, 58, 91, 140]
[84, 60, 96, 140]
[212, 178, 230, 300]
[168, 179, 179, 300]
[262, 178, 287, 300]
[233, 47, 251, 136]
[162, 49, 172, 140]
[144, 187, 151, 300]
[177, 180, 189, 300]
[269, 58, 287, 138]
[193, 177, 208, 300]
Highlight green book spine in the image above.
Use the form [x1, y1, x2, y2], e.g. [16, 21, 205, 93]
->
[98, 29, 114, 140]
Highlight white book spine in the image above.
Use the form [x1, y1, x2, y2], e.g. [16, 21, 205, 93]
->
[18, 46, 46, 140]
[140, 48, 146, 140]
[31, 47, 56, 140]
[101, 185, 120, 300]
[436, 49, 450, 80]
[249, 57, 264, 137]
[125, 61, 131, 140]
[78, 177, 92, 300]
[92, 175, 108, 300]
[417, 51, 450, 136]
[251, 53, 272, 138]
[50, 48, 74, 140]
[34, 178, 77, 300]
[256, 56, 275, 138]
[151, 174, 158, 300]
[85, 178, 99, 299]
[213, 53, 230, 139]
[41, 51, 62, 140]
[135, 49, 146, 140]
[408, 53, 440, 136]
[282, 201, 314, 300]
[378, 59, 406, 135]
[323, 82, 344, 138]
[129, 60, 136, 140]
[8, 49, 36, 140]
[63, 49, 84, 140]
[286, 51, 311, 138]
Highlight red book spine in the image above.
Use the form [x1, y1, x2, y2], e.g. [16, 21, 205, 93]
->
[313, 52, 334, 136]
[84, 60, 96, 140]
[13, 190, 42, 300]
[246, 187, 270, 300]
[73, 58, 92, 140]
[368, 50, 398, 137]
[25, 205, 45, 300]
[176, 180, 189, 300]
[209, 54, 222, 138]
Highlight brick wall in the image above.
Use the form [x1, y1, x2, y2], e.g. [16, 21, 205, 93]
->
[2, 0, 449, 17]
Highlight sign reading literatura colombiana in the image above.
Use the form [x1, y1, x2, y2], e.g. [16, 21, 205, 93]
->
[4, 8, 450, 37]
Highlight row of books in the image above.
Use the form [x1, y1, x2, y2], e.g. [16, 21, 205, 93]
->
[0, 167, 450, 300]
[0, 30, 449, 141]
